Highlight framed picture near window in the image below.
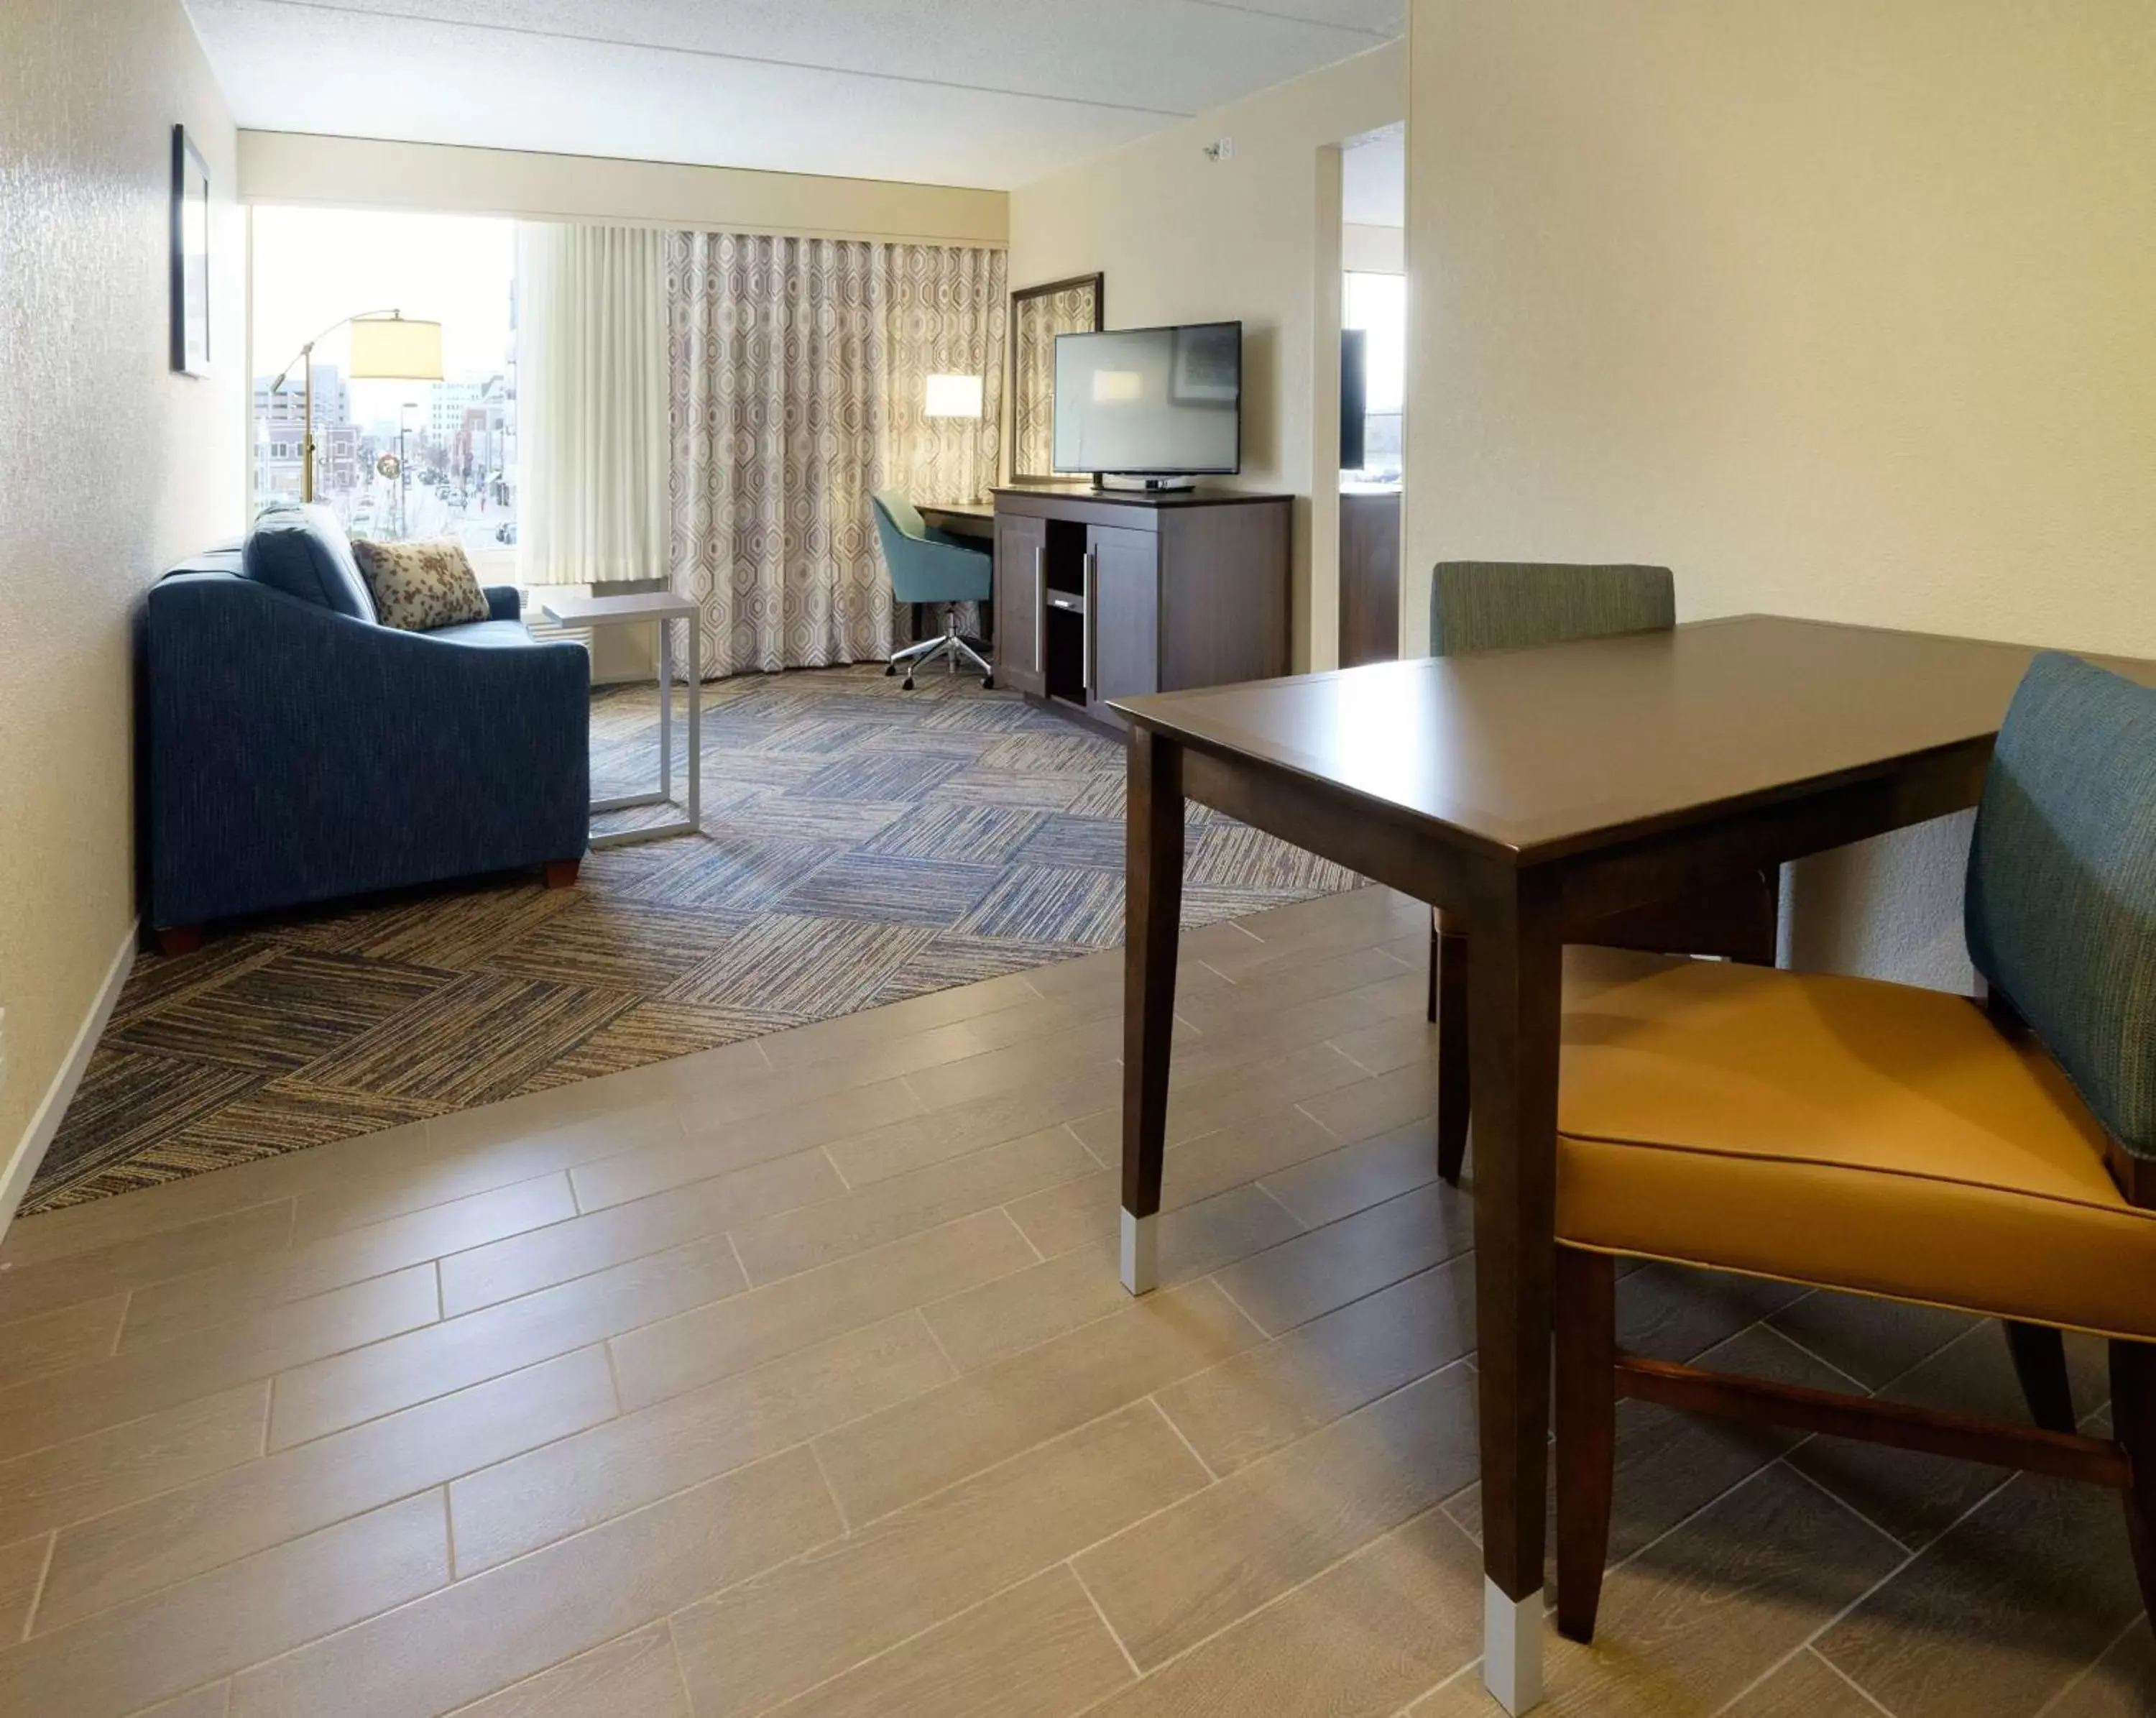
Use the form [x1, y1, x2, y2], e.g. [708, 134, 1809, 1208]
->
[170, 124, 211, 376]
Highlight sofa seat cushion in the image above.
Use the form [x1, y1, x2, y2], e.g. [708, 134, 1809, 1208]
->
[244, 504, 377, 621]
[1554, 959, 2156, 1341]
[425, 619, 543, 650]
[351, 537, 492, 633]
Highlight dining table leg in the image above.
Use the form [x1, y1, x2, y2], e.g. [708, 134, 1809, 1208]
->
[1467, 871, 1567, 1714]
[1120, 724, 1184, 1295]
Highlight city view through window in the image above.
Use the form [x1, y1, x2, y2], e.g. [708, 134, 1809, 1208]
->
[251, 207, 518, 577]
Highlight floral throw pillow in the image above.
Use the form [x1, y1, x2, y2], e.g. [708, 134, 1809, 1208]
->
[350, 538, 492, 632]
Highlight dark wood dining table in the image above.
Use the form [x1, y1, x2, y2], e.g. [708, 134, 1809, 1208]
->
[1111, 615, 2149, 1714]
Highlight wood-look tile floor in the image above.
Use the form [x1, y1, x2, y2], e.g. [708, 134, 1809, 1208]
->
[0, 886, 2148, 1717]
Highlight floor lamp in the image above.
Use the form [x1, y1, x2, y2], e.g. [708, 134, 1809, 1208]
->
[268, 311, 444, 504]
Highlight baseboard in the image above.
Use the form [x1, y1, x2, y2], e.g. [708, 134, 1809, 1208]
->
[0, 920, 137, 1241]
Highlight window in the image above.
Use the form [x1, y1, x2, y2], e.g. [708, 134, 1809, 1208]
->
[1343, 270, 1405, 482]
[250, 207, 519, 578]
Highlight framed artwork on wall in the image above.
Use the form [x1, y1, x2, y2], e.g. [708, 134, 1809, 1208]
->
[170, 124, 211, 376]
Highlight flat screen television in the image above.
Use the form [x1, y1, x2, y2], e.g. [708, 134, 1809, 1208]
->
[1052, 322, 1242, 480]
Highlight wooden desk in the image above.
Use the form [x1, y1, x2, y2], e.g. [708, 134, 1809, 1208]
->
[1111, 616, 2137, 1713]
[917, 500, 995, 541]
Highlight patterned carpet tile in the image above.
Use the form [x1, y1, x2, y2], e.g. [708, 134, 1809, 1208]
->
[977, 732, 1113, 774]
[860, 802, 1046, 865]
[33, 666, 1357, 1213]
[1060, 771, 1128, 822]
[295, 973, 639, 1108]
[482, 899, 741, 993]
[106, 941, 282, 1032]
[263, 876, 583, 967]
[778, 854, 1004, 927]
[865, 934, 1089, 1006]
[515, 1001, 799, 1094]
[596, 835, 848, 916]
[916, 697, 1038, 732]
[702, 796, 915, 846]
[796, 750, 969, 803]
[954, 865, 1129, 947]
[39, 1049, 264, 1200]
[107, 950, 455, 1072]
[1189, 824, 1363, 894]
[88, 1081, 453, 1203]
[940, 768, 1092, 812]
[663, 914, 939, 1015]
[1012, 812, 1127, 873]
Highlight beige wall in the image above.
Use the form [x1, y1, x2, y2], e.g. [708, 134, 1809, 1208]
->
[1406, 0, 2156, 989]
[1009, 43, 1404, 671]
[0, 0, 247, 1200]
[239, 132, 1008, 248]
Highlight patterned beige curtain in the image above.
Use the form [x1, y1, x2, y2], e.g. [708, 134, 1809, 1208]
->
[668, 233, 1007, 676]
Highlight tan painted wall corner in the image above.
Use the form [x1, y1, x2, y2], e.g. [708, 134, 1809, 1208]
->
[1008, 42, 1405, 672]
[1406, 0, 2156, 989]
[0, 0, 247, 1212]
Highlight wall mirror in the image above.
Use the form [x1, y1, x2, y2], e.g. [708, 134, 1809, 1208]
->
[1009, 272, 1102, 484]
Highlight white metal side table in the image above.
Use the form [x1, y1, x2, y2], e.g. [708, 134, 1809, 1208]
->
[540, 591, 701, 849]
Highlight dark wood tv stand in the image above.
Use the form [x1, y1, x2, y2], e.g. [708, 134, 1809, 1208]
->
[990, 487, 1291, 729]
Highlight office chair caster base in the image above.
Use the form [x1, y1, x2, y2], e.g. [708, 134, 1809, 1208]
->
[901, 676, 916, 691]
[980, 675, 995, 691]
[884, 663, 898, 676]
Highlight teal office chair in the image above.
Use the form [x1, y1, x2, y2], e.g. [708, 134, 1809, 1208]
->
[1424, 561, 1779, 1183]
[870, 491, 994, 690]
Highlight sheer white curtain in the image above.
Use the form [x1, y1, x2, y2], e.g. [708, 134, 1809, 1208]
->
[516, 223, 667, 585]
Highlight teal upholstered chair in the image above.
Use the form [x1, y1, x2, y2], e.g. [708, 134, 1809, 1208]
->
[870, 491, 994, 689]
[1424, 561, 1778, 1182]
[1552, 653, 2156, 1645]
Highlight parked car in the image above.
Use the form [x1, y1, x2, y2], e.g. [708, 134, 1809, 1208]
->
[495, 521, 518, 545]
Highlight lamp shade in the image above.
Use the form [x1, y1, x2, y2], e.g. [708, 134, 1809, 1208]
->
[923, 373, 984, 418]
[349, 314, 444, 382]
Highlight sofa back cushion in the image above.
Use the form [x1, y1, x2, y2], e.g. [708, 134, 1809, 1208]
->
[243, 505, 377, 622]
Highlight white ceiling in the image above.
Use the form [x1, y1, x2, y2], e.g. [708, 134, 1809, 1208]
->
[186, 0, 1404, 191]
[1342, 124, 1403, 226]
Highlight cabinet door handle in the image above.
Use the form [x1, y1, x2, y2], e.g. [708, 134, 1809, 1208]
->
[1081, 548, 1095, 694]
[1033, 543, 1044, 667]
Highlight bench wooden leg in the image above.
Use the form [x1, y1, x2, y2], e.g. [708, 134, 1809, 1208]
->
[2006, 1320, 2076, 1434]
[1554, 1245, 1617, 1643]
[2112, 1340, 2156, 1627]
[543, 859, 581, 890]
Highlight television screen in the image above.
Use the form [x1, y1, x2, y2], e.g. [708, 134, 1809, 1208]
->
[1052, 323, 1241, 477]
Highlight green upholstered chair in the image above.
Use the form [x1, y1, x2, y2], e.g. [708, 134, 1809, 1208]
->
[1424, 561, 1777, 1183]
[870, 490, 994, 689]
[1552, 653, 2156, 1645]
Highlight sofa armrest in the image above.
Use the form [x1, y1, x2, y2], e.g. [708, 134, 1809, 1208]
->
[147, 574, 590, 927]
[484, 584, 522, 623]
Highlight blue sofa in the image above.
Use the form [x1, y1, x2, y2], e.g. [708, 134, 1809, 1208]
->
[145, 505, 590, 950]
